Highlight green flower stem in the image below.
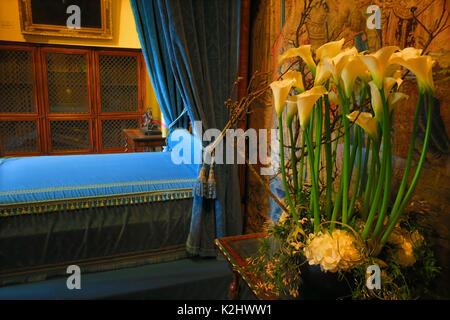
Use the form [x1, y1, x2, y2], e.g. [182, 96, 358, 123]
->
[288, 122, 299, 199]
[338, 84, 351, 225]
[329, 114, 343, 229]
[297, 136, 306, 201]
[278, 115, 298, 221]
[362, 138, 379, 220]
[359, 83, 367, 107]
[372, 90, 392, 238]
[369, 127, 382, 207]
[314, 99, 323, 196]
[331, 121, 340, 167]
[324, 94, 333, 219]
[387, 93, 423, 226]
[308, 105, 316, 212]
[361, 104, 388, 240]
[314, 99, 323, 174]
[357, 83, 369, 199]
[329, 178, 343, 232]
[381, 91, 433, 244]
[359, 136, 371, 198]
[349, 126, 359, 181]
[304, 126, 320, 232]
[348, 127, 363, 221]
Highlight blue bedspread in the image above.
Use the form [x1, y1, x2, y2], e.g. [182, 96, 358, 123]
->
[0, 152, 199, 205]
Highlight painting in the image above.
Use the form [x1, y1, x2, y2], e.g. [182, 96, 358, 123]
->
[18, 0, 112, 39]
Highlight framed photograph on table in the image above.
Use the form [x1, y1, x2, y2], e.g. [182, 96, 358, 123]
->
[18, 0, 112, 39]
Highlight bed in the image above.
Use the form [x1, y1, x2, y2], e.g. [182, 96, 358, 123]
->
[0, 130, 201, 285]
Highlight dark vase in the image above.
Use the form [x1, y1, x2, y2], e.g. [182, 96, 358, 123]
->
[299, 262, 352, 300]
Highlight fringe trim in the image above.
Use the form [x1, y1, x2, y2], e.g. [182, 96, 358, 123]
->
[0, 189, 194, 218]
[207, 164, 216, 199]
[195, 165, 208, 197]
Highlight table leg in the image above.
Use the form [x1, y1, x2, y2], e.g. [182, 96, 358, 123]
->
[228, 272, 240, 300]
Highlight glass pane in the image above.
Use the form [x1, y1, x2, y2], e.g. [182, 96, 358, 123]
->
[50, 120, 90, 151]
[102, 118, 139, 149]
[46, 53, 89, 113]
[99, 55, 139, 113]
[0, 50, 35, 113]
[0, 120, 38, 152]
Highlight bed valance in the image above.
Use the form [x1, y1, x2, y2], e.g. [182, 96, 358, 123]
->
[0, 139, 199, 217]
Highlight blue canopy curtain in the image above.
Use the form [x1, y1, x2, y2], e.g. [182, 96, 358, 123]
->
[130, 0, 242, 256]
[130, 1, 187, 131]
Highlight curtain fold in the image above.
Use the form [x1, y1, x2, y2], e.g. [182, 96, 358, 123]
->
[130, 0, 242, 256]
[130, 1, 187, 131]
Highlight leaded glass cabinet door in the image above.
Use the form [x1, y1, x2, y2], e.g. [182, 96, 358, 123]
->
[0, 45, 42, 156]
[95, 51, 144, 153]
[41, 48, 94, 154]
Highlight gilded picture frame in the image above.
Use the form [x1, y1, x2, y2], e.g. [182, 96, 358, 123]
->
[18, 0, 112, 40]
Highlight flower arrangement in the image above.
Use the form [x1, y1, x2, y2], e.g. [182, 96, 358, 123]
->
[246, 39, 441, 300]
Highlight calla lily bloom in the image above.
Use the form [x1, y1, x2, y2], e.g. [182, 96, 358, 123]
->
[270, 79, 296, 117]
[314, 60, 333, 85]
[360, 70, 372, 84]
[369, 79, 408, 119]
[283, 70, 305, 93]
[347, 111, 379, 140]
[286, 97, 298, 126]
[295, 86, 327, 128]
[278, 45, 316, 75]
[392, 70, 404, 89]
[383, 77, 398, 96]
[323, 47, 358, 84]
[341, 55, 369, 98]
[391, 47, 422, 60]
[359, 46, 399, 89]
[315, 38, 345, 61]
[388, 92, 409, 110]
[390, 53, 435, 93]
[368, 80, 383, 121]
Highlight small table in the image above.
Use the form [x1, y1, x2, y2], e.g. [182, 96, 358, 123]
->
[215, 233, 277, 300]
[123, 129, 166, 152]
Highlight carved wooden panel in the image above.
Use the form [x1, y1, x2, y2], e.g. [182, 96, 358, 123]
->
[101, 118, 139, 149]
[0, 49, 35, 113]
[99, 54, 139, 113]
[49, 119, 90, 152]
[45, 52, 89, 114]
[0, 120, 38, 153]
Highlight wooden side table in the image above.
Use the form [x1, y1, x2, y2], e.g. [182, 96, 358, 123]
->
[123, 129, 166, 152]
[215, 232, 276, 300]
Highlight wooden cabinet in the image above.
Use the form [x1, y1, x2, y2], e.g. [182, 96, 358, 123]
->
[0, 42, 146, 156]
[123, 129, 166, 152]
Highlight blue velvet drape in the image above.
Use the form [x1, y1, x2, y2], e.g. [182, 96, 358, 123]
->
[130, 1, 187, 131]
[130, 0, 242, 256]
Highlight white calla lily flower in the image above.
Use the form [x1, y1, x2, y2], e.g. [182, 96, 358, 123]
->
[295, 86, 327, 128]
[347, 111, 379, 141]
[286, 96, 298, 126]
[283, 70, 305, 93]
[270, 79, 296, 117]
[390, 52, 435, 93]
[341, 55, 369, 98]
[323, 47, 358, 84]
[315, 38, 345, 62]
[278, 45, 316, 75]
[359, 46, 399, 89]
[388, 92, 409, 110]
